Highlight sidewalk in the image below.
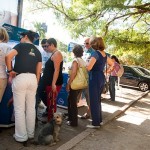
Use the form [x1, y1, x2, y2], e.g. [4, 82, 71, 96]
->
[67, 92, 150, 150]
[0, 87, 149, 150]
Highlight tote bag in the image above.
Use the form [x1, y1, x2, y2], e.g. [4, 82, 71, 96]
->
[71, 59, 88, 90]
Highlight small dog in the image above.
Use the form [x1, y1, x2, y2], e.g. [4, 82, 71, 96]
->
[32, 112, 63, 146]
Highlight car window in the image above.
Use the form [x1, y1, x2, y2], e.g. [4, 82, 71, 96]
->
[123, 66, 139, 77]
[134, 68, 145, 76]
[139, 68, 150, 76]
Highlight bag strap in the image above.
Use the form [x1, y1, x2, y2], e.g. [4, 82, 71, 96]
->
[76, 58, 88, 82]
[114, 63, 121, 75]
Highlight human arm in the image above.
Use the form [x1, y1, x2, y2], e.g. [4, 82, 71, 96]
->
[51, 51, 63, 92]
[86, 51, 99, 71]
[36, 62, 42, 84]
[66, 60, 78, 92]
[86, 56, 96, 71]
[5, 49, 18, 78]
[106, 57, 114, 74]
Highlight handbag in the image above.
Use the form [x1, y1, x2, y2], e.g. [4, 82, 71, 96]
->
[102, 55, 109, 94]
[102, 81, 109, 94]
[71, 59, 88, 90]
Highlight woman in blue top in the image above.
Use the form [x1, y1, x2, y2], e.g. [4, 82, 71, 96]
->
[86, 37, 113, 128]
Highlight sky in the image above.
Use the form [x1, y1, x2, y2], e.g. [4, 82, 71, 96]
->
[22, 1, 79, 45]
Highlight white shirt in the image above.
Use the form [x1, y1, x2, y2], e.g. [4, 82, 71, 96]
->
[42, 50, 51, 68]
[0, 43, 11, 78]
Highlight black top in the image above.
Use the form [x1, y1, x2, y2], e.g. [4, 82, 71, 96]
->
[42, 55, 63, 86]
[13, 43, 42, 74]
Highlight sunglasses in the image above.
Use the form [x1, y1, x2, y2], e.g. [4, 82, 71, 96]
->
[42, 45, 47, 48]
[84, 42, 89, 45]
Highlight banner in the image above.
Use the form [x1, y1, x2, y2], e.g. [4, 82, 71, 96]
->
[3, 23, 39, 46]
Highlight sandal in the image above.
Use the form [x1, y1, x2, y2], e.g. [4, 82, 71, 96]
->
[80, 113, 90, 119]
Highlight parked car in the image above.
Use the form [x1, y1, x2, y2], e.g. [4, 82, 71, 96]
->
[120, 65, 150, 92]
[132, 66, 150, 76]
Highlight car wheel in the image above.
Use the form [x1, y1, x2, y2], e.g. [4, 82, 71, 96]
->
[138, 82, 149, 92]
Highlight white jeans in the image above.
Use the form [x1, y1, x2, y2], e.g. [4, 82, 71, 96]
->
[12, 73, 37, 142]
[0, 78, 7, 102]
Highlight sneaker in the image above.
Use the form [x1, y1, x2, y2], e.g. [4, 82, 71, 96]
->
[86, 125, 100, 129]
[66, 121, 77, 127]
[100, 122, 104, 126]
[13, 134, 28, 147]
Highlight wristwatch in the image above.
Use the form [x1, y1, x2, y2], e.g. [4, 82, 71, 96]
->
[7, 69, 13, 73]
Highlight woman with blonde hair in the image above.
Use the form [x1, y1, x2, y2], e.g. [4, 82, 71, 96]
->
[0, 27, 11, 103]
[86, 36, 114, 128]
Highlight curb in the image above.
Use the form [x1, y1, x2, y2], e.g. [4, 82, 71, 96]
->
[56, 91, 149, 150]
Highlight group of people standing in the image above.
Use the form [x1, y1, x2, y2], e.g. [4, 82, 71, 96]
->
[66, 37, 116, 128]
[0, 26, 121, 144]
[0, 27, 63, 144]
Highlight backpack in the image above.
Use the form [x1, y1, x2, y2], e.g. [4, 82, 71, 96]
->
[117, 64, 124, 77]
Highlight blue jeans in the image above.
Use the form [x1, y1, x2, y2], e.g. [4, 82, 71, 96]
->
[109, 76, 118, 101]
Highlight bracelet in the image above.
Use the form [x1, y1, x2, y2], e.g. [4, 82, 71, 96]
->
[7, 69, 13, 73]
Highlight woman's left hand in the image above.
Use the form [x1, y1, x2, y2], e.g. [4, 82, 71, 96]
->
[52, 83, 56, 92]
[66, 83, 70, 92]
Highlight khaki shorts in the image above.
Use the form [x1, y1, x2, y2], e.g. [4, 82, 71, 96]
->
[0, 78, 7, 102]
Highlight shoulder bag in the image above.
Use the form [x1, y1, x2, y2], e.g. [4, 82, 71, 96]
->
[71, 58, 88, 90]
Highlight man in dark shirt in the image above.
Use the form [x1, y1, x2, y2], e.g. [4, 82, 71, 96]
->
[5, 31, 42, 144]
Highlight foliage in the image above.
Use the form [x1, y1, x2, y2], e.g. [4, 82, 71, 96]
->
[33, 22, 46, 40]
[28, 0, 150, 68]
[57, 40, 68, 53]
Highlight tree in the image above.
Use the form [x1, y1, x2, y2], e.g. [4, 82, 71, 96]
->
[33, 22, 46, 40]
[28, 0, 150, 68]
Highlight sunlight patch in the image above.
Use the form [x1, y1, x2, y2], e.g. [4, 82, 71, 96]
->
[117, 114, 145, 125]
[102, 103, 120, 113]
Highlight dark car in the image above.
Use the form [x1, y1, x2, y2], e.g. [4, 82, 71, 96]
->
[132, 66, 150, 76]
[120, 66, 150, 92]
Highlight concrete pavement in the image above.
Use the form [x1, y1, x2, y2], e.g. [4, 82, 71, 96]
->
[69, 92, 150, 150]
[0, 87, 149, 150]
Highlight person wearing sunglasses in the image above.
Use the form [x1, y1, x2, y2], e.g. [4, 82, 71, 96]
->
[41, 39, 51, 71]
[41, 38, 63, 121]
[78, 37, 95, 119]
[35, 39, 51, 119]
[5, 30, 42, 145]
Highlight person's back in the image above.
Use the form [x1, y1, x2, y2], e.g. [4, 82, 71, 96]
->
[5, 30, 42, 145]
[13, 43, 41, 74]
[90, 51, 107, 72]
[86, 36, 114, 128]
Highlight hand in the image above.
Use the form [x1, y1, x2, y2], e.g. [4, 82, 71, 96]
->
[66, 83, 70, 92]
[8, 76, 13, 85]
[9, 71, 17, 78]
[52, 83, 56, 92]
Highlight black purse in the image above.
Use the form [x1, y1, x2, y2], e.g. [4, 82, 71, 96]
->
[102, 56, 109, 94]
[102, 80, 109, 94]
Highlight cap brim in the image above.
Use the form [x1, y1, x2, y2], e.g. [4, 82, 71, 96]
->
[20, 32, 27, 36]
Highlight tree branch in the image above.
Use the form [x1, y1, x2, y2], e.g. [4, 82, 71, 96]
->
[104, 10, 148, 36]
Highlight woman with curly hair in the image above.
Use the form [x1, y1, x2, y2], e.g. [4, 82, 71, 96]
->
[66, 44, 87, 126]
